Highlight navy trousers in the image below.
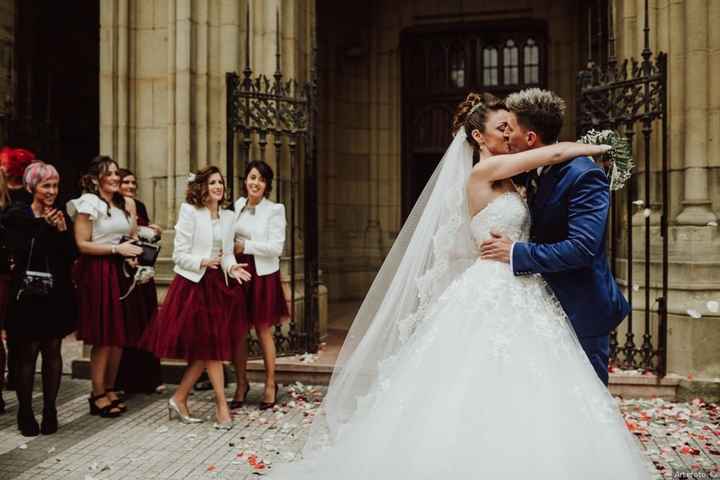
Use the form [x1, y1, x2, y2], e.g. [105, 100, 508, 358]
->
[578, 335, 610, 386]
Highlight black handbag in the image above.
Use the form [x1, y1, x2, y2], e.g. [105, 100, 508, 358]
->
[120, 235, 160, 267]
[16, 238, 53, 299]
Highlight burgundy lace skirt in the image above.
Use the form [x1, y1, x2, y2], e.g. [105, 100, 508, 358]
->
[140, 268, 247, 361]
[74, 255, 153, 347]
[236, 254, 289, 330]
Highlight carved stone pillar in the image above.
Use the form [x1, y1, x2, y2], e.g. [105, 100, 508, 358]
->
[676, 0, 717, 225]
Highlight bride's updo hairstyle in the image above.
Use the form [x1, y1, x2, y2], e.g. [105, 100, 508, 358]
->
[451, 92, 505, 150]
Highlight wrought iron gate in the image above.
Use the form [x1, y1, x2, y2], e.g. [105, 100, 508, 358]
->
[225, 8, 320, 357]
[576, 0, 668, 377]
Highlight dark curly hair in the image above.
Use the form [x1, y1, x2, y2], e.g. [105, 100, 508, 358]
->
[242, 160, 274, 198]
[79, 155, 129, 218]
[186, 165, 228, 208]
[452, 92, 506, 150]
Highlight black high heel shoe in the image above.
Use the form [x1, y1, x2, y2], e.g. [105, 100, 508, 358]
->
[259, 383, 279, 411]
[88, 393, 122, 418]
[41, 407, 58, 435]
[228, 380, 250, 410]
[0, 391, 5, 415]
[106, 388, 128, 413]
[17, 410, 39, 437]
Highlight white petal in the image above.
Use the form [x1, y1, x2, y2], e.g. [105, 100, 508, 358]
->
[632, 200, 645, 207]
[707, 301, 719, 313]
[687, 309, 702, 319]
[18, 443, 27, 450]
[632, 284, 640, 292]
[707, 221, 718, 227]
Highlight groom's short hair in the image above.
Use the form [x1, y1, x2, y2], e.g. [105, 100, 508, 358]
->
[506, 88, 566, 144]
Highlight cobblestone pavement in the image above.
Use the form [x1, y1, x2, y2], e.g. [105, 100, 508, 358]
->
[0, 377, 718, 479]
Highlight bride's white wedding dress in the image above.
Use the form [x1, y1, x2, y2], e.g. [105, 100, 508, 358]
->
[271, 191, 651, 479]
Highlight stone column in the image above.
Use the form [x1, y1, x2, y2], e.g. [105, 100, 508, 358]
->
[676, 0, 717, 225]
[173, 0, 192, 219]
[99, 0, 130, 166]
[365, 11, 382, 264]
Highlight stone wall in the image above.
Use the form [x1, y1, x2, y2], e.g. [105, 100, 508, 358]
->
[100, 0, 313, 227]
[613, 0, 720, 377]
[317, 0, 585, 300]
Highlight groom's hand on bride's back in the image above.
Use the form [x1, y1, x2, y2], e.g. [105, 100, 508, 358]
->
[480, 230, 512, 263]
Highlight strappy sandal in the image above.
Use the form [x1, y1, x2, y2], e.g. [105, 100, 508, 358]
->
[106, 388, 128, 413]
[88, 393, 122, 418]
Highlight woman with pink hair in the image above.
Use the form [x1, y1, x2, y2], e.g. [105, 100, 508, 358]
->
[4, 161, 77, 436]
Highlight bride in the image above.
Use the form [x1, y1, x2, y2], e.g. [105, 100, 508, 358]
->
[270, 93, 652, 478]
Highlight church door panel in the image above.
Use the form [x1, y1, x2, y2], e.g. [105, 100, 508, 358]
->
[401, 21, 548, 219]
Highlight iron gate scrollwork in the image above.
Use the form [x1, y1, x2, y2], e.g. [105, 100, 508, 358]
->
[225, 8, 320, 358]
[576, 0, 668, 377]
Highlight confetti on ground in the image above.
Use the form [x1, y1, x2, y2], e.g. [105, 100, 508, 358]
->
[633, 200, 645, 207]
[619, 397, 720, 478]
[687, 309, 703, 319]
[707, 301, 719, 313]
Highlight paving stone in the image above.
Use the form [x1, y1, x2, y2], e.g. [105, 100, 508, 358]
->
[1, 378, 719, 479]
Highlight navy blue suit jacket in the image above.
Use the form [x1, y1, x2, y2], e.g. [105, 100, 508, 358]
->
[512, 156, 630, 338]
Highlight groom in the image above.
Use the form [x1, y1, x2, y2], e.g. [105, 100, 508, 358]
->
[480, 88, 629, 386]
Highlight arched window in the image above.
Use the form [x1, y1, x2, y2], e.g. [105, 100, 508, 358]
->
[449, 45, 465, 88]
[523, 38, 540, 84]
[503, 39, 519, 85]
[482, 46, 498, 86]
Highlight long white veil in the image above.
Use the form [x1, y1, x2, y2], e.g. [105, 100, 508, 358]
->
[305, 128, 476, 453]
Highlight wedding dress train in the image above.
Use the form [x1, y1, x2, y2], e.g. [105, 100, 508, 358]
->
[270, 192, 652, 479]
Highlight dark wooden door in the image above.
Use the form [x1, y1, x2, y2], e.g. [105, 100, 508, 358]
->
[400, 21, 548, 219]
[11, 0, 99, 204]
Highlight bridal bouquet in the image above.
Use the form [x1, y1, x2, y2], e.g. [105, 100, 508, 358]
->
[577, 129, 633, 191]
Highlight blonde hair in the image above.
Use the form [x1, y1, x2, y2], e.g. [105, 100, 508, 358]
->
[505, 88, 566, 144]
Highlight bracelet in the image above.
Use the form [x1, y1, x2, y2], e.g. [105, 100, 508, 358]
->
[111, 245, 118, 255]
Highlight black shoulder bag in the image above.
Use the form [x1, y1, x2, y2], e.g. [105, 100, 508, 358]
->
[16, 238, 54, 299]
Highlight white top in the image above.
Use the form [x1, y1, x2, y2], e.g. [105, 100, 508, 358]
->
[66, 193, 132, 244]
[211, 218, 223, 257]
[233, 197, 286, 276]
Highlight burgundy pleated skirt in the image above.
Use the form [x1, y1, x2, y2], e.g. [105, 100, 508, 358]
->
[140, 268, 247, 361]
[74, 255, 153, 347]
[236, 254, 289, 330]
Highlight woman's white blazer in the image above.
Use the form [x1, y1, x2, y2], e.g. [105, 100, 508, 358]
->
[233, 197, 286, 276]
[172, 202, 238, 283]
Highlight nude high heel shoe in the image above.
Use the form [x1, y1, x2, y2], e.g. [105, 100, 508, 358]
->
[168, 397, 203, 424]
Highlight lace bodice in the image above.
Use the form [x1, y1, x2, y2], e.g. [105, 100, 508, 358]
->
[470, 192, 530, 244]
